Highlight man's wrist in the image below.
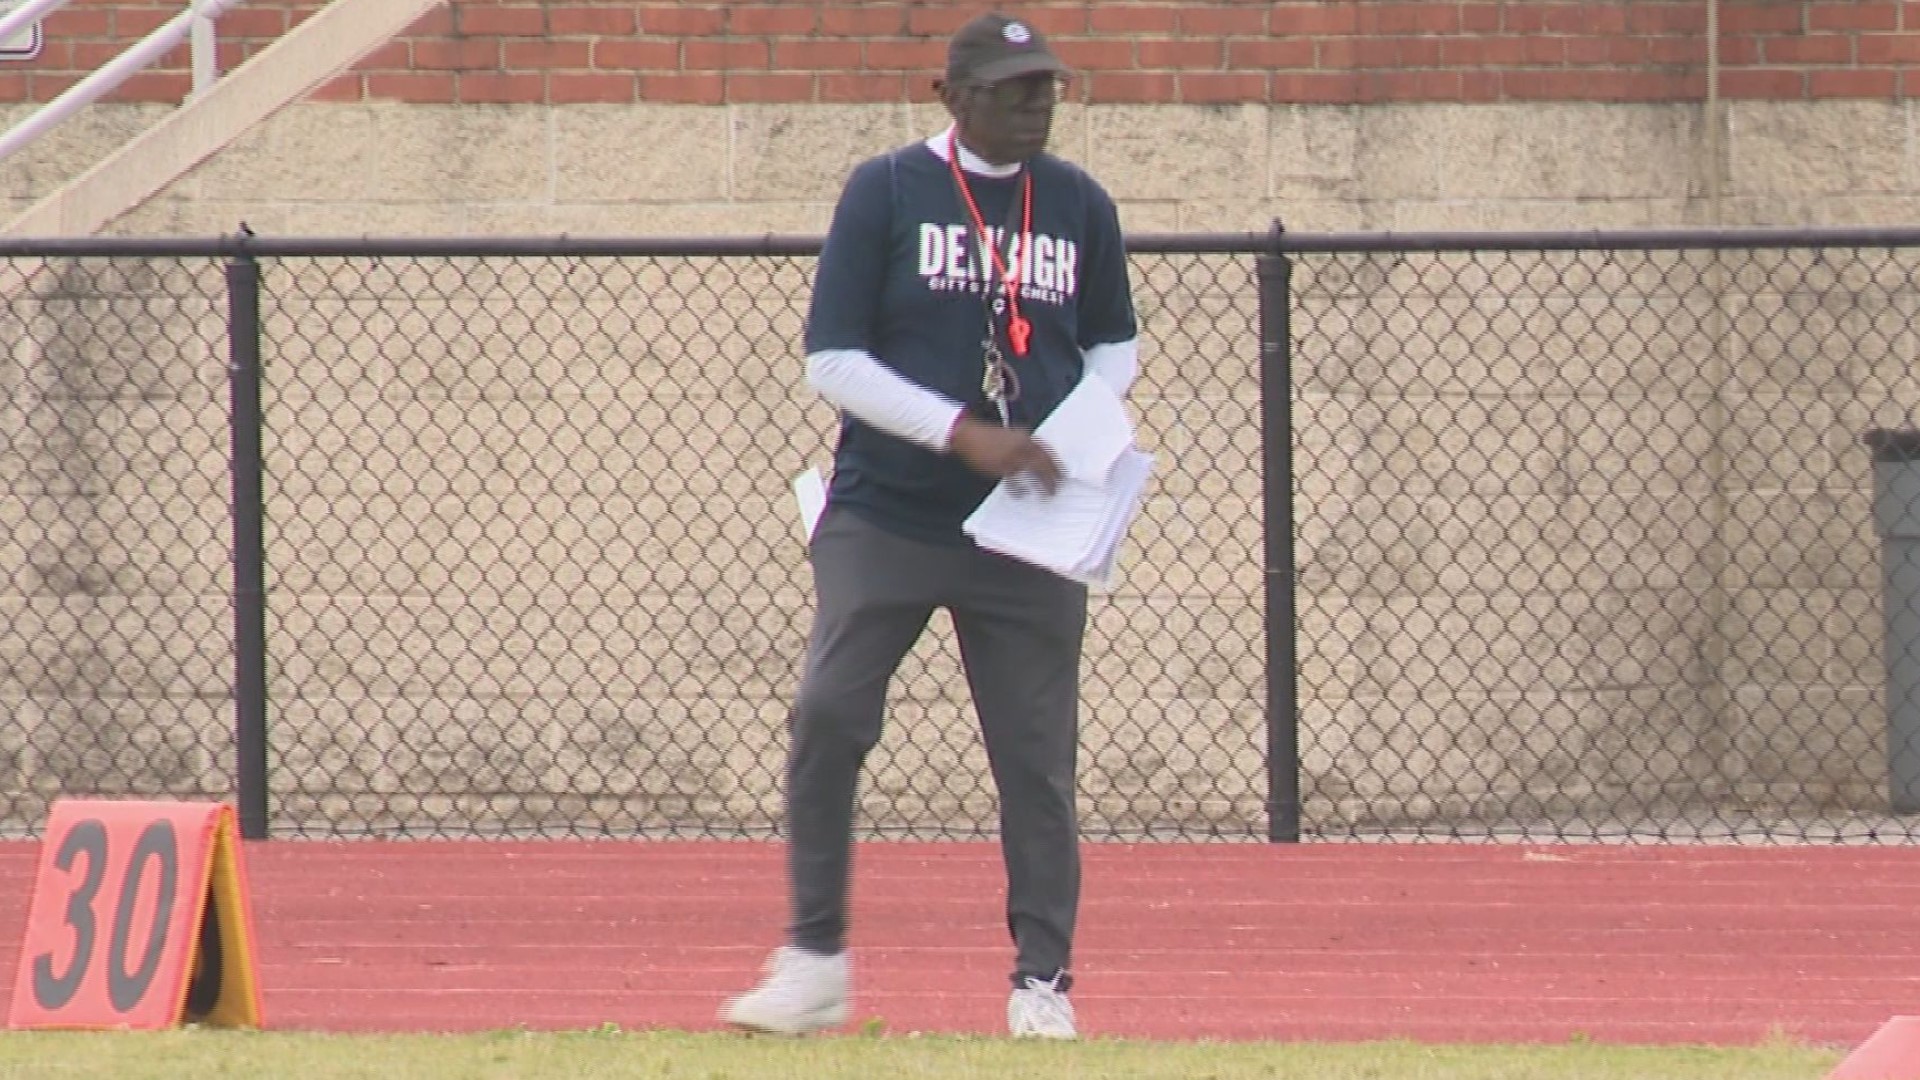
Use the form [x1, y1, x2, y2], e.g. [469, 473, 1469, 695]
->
[944, 410, 977, 453]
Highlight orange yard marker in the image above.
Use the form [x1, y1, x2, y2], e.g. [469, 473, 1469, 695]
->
[1827, 1017, 1920, 1080]
[7, 799, 263, 1030]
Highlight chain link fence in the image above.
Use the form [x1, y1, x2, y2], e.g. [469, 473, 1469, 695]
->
[0, 230, 1916, 844]
[0, 255, 237, 829]
[1285, 236, 1920, 842]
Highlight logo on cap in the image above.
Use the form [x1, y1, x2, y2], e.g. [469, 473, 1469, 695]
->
[1003, 21, 1032, 44]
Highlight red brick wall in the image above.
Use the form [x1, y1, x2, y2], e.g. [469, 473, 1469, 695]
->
[4, 1, 1918, 106]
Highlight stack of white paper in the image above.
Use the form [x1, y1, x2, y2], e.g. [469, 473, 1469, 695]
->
[963, 375, 1154, 589]
[792, 465, 827, 542]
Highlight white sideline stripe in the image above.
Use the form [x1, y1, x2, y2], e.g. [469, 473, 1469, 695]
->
[4, 0, 447, 236]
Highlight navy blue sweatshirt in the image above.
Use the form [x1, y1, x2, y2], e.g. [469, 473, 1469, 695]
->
[805, 139, 1138, 545]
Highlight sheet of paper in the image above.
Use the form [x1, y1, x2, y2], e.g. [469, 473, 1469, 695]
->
[1079, 448, 1154, 585]
[1033, 374, 1134, 481]
[965, 447, 1155, 590]
[792, 466, 826, 542]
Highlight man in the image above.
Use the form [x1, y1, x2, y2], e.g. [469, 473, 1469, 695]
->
[719, 10, 1139, 1040]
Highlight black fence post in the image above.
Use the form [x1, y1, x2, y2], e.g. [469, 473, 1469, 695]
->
[226, 247, 270, 840]
[1257, 223, 1301, 843]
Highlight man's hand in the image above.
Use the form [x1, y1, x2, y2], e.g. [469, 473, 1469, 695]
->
[948, 416, 1062, 495]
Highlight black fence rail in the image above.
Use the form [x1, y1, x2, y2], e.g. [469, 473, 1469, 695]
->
[1, 229, 1916, 844]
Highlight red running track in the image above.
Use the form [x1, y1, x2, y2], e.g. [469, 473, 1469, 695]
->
[0, 840, 1914, 1046]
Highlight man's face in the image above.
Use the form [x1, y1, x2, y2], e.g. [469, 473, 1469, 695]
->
[950, 72, 1064, 165]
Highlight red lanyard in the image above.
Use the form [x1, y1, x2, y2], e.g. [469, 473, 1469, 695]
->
[947, 130, 1033, 356]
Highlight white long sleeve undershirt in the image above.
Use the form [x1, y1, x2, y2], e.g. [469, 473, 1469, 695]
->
[806, 339, 1139, 451]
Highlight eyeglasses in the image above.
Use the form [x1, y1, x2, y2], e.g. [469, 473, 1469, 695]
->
[972, 73, 1069, 110]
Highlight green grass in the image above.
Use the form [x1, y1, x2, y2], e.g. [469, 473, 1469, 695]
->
[0, 1028, 1843, 1079]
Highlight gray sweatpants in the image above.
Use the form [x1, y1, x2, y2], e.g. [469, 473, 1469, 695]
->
[785, 507, 1087, 989]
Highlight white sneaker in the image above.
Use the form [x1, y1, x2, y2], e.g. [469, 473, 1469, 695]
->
[1007, 975, 1077, 1039]
[719, 947, 850, 1035]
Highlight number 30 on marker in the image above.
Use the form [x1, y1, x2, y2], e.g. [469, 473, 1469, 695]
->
[32, 817, 182, 1014]
[7, 800, 264, 1030]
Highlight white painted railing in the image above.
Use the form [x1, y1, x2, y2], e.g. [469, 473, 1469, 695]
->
[0, 0, 240, 164]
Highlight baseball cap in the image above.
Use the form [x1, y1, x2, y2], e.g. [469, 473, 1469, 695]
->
[945, 12, 1068, 88]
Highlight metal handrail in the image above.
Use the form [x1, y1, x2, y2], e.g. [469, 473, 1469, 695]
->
[0, 0, 65, 54]
[0, 0, 238, 164]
